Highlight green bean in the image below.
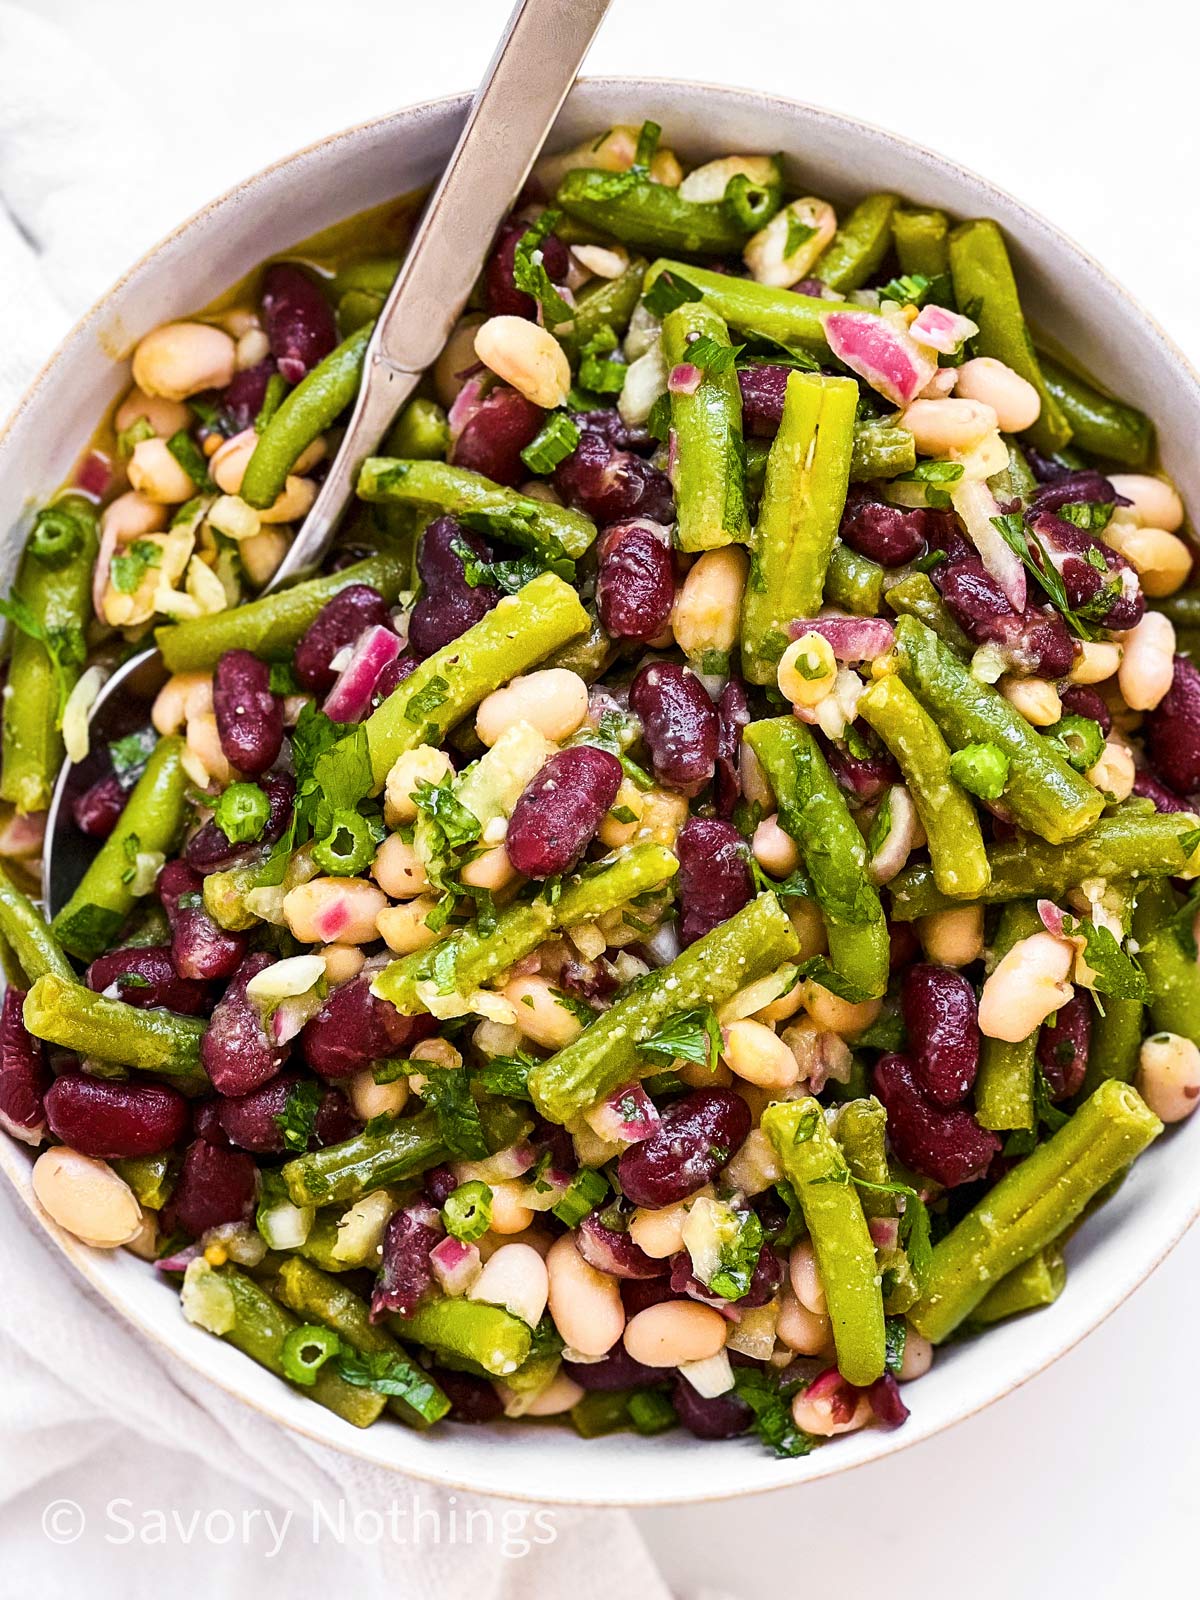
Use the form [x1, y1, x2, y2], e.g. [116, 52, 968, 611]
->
[113, 1153, 175, 1210]
[851, 421, 917, 482]
[337, 290, 382, 335]
[0, 861, 72, 983]
[543, 603, 619, 682]
[52, 735, 188, 961]
[642, 259, 865, 359]
[0, 497, 98, 813]
[947, 220, 1072, 454]
[354, 571, 588, 790]
[528, 893, 799, 1125]
[1038, 353, 1154, 469]
[387, 1295, 532, 1379]
[889, 806, 1200, 920]
[556, 167, 778, 255]
[330, 258, 401, 298]
[383, 397, 450, 461]
[763, 1097, 887, 1387]
[241, 323, 373, 509]
[744, 719, 890, 1000]
[974, 901, 1042, 1131]
[356, 457, 596, 561]
[1132, 879, 1200, 1045]
[824, 542, 885, 617]
[909, 1080, 1161, 1342]
[1081, 996, 1145, 1097]
[182, 1261, 384, 1427]
[858, 675, 990, 898]
[884, 572, 972, 656]
[296, 1212, 346, 1273]
[281, 1102, 529, 1209]
[832, 1097, 892, 1217]
[891, 207, 950, 280]
[740, 372, 857, 682]
[275, 1258, 451, 1428]
[661, 303, 748, 552]
[23, 973, 206, 1086]
[812, 193, 899, 294]
[375, 842, 678, 1014]
[970, 1242, 1066, 1325]
[1159, 589, 1200, 633]
[892, 614, 1104, 844]
[558, 258, 647, 360]
[157, 551, 409, 673]
[988, 435, 1039, 504]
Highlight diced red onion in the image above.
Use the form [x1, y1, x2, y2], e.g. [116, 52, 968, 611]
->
[867, 1372, 910, 1429]
[155, 1241, 204, 1273]
[668, 363, 702, 396]
[75, 450, 112, 499]
[909, 304, 979, 356]
[575, 1213, 663, 1279]
[821, 311, 937, 408]
[789, 616, 895, 662]
[869, 1216, 900, 1251]
[430, 1235, 482, 1296]
[322, 624, 402, 723]
[588, 1082, 662, 1145]
[447, 374, 488, 439]
[1037, 899, 1067, 940]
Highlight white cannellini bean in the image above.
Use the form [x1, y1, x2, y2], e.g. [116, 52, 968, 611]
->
[114, 387, 192, 438]
[184, 712, 232, 788]
[900, 397, 999, 456]
[377, 897, 439, 955]
[1001, 675, 1062, 727]
[978, 932, 1074, 1042]
[504, 974, 583, 1050]
[235, 327, 270, 370]
[677, 154, 778, 204]
[384, 744, 455, 826]
[132, 322, 236, 402]
[1118, 611, 1176, 711]
[468, 1242, 550, 1327]
[32, 1148, 142, 1248]
[623, 1301, 728, 1367]
[283, 877, 389, 944]
[1103, 521, 1192, 598]
[952, 357, 1041, 433]
[802, 982, 882, 1038]
[791, 1384, 872, 1438]
[752, 813, 800, 877]
[347, 1066, 409, 1121]
[721, 1018, 800, 1090]
[898, 1327, 935, 1381]
[778, 632, 837, 708]
[776, 1289, 834, 1356]
[210, 430, 258, 495]
[546, 1234, 624, 1355]
[628, 1194, 705, 1259]
[476, 669, 589, 746]
[1086, 738, 1135, 803]
[1069, 640, 1122, 684]
[721, 1127, 782, 1196]
[434, 314, 486, 407]
[916, 904, 985, 967]
[1136, 1032, 1200, 1123]
[617, 340, 668, 429]
[371, 833, 429, 899]
[789, 1239, 828, 1315]
[151, 671, 213, 736]
[743, 196, 837, 288]
[239, 527, 289, 589]
[1107, 474, 1185, 533]
[474, 316, 571, 409]
[487, 1180, 537, 1235]
[672, 546, 750, 664]
[320, 943, 365, 985]
[571, 243, 629, 279]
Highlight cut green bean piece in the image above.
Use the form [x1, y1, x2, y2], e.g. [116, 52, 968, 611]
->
[661, 302, 748, 552]
[763, 1097, 887, 1387]
[375, 843, 678, 1014]
[543, 603, 619, 682]
[744, 719, 889, 1001]
[387, 1295, 532, 1378]
[889, 806, 1200, 920]
[23, 974, 206, 1085]
[0, 861, 72, 983]
[157, 551, 409, 672]
[824, 542, 885, 617]
[1038, 353, 1153, 469]
[971, 1242, 1066, 1325]
[1133, 880, 1200, 1046]
[528, 893, 799, 1125]
[832, 1097, 892, 1218]
[113, 1152, 175, 1210]
[1159, 589, 1200, 633]
[357, 457, 596, 561]
[858, 675, 990, 898]
[911, 1080, 1161, 1342]
[558, 258, 647, 359]
[275, 1258, 451, 1428]
[181, 1261, 384, 1427]
[330, 258, 401, 298]
[642, 259, 867, 359]
[741, 372, 857, 682]
[851, 421, 916, 482]
[884, 572, 972, 656]
[947, 220, 1071, 454]
[241, 322, 373, 509]
[812, 193, 899, 294]
[974, 901, 1042, 1131]
[891, 207, 950, 280]
[355, 572, 588, 790]
[1080, 995, 1144, 1097]
[383, 397, 450, 461]
[892, 614, 1104, 844]
[556, 169, 776, 255]
[52, 734, 188, 961]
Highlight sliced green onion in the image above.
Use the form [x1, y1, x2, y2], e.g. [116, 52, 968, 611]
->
[281, 1323, 341, 1386]
[28, 504, 86, 566]
[442, 1180, 493, 1243]
[1046, 714, 1105, 774]
[312, 809, 378, 876]
[551, 1168, 609, 1228]
[213, 781, 271, 845]
[520, 412, 581, 475]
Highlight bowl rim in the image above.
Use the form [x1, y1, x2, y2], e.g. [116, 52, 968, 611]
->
[2, 74, 1198, 1506]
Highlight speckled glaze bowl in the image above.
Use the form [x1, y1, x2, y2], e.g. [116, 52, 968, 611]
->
[2, 78, 1198, 1505]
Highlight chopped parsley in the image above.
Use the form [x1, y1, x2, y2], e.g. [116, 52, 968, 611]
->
[638, 1007, 722, 1074]
[642, 269, 703, 319]
[274, 1081, 322, 1152]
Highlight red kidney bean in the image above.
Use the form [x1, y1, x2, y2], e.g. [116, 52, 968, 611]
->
[888, 919, 920, 972]
[373, 653, 419, 705]
[866, 1372, 910, 1429]
[1146, 656, 1200, 796]
[85, 945, 209, 1015]
[922, 507, 975, 566]
[159, 860, 248, 981]
[822, 729, 899, 804]
[0, 988, 47, 1144]
[621, 1277, 684, 1316]
[44, 1071, 189, 1159]
[294, 584, 395, 694]
[423, 1163, 459, 1207]
[216, 1071, 359, 1153]
[450, 386, 544, 487]
[218, 358, 276, 433]
[437, 1369, 505, 1422]
[504, 745, 622, 879]
[184, 773, 295, 874]
[1037, 994, 1091, 1101]
[672, 1376, 751, 1439]
[193, 1099, 234, 1147]
[901, 964, 981, 1106]
[840, 491, 927, 568]
[370, 1200, 443, 1319]
[675, 816, 751, 945]
[1028, 471, 1126, 514]
[595, 518, 676, 641]
[1132, 768, 1189, 813]
[629, 661, 718, 796]
[302, 972, 437, 1080]
[563, 1344, 663, 1391]
[572, 408, 650, 453]
[408, 516, 499, 658]
[736, 364, 790, 438]
[261, 263, 337, 384]
[575, 1212, 664, 1279]
[72, 771, 127, 838]
[872, 1052, 999, 1188]
[715, 677, 750, 820]
[213, 650, 283, 777]
[558, 954, 619, 1007]
[618, 1088, 752, 1207]
[739, 1242, 785, 1309]
[484, 215, 569, 319]
[1057, 685, 1111, 736]
[201, 952, 289, 1097]
[165, 1137, 258, 1238]
[937, 559, 1077, 678]
[1028, 510, 1143, 631]
[554, 428, 675, 527]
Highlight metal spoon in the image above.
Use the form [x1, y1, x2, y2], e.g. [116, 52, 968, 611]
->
[43, 0, 613, 917]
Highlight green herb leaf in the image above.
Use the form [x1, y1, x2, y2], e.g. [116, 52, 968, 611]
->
[638, 1007, 722, 1073]
[885, 1315, 908, 1375]
[683, 333, 743, 378]
[404, 676, 451, 725]
[166, 429, 214, 490]
[452, 539, 573, 593]
[1058, 500, 1114, 534]
[335, 1349, 451, 1423]
[109, 727, 157, 780]
[420, 1067, 488, 1159]
[731, 1366, 817, 1458]
[412, 776, 482, 852]
[511, 210, 574, 330]
[879, 272, 933, 308]
[1062, 914, 1150, 1001]
[474, 1050, 538, 1101]
[110, 539, 163, 595]
[990, 513, 1110, 638]
[784, 213, 818, 257]
[0, 592, 87, 725]
[642, 270, 703, 319]
[866, 791, 894, 862]
[274, 1080, 322, 1152]
[707, 1207, 765, 1301]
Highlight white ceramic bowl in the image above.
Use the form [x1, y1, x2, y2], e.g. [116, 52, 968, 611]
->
[2, 78, 1198, 1506]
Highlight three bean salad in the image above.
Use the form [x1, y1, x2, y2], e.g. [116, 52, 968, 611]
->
[2, 118, 1198, 1454]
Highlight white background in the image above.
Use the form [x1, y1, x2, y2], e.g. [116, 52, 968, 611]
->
[11, 0, 1200, 1593]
